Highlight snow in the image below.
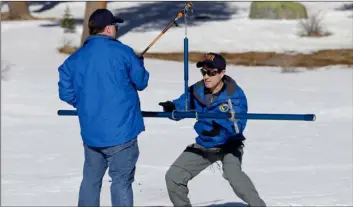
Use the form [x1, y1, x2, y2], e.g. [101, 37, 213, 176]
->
[2, 1, 352, 53]
[1, 1, 352, 206]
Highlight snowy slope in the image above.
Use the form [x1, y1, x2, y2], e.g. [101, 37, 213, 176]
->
[1, 2, 353, 206]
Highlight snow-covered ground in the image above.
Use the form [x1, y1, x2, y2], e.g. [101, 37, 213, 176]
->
[1, 1, 352, 53]
[1, 1, 352, 206]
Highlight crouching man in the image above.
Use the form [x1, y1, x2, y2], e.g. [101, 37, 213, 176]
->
[159, 53, 266, 207]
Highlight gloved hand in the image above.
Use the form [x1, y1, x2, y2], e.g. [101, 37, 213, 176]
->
[158, 101, 176, 112]
[201, 121, 221, 137]
[138, 55, 144, 66]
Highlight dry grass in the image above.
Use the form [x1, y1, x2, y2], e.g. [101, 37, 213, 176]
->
[143, 49, 353, 68]
[1, 12, 58, 21]
[58, 45, 353, 68]
[58, 44, 78, 54]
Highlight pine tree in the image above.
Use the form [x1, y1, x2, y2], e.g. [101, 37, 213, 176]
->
[60, 6, 76, 33]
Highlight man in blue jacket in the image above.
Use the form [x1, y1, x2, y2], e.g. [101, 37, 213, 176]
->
[58, 9, 149, 207]
[159, 53, 266, 206]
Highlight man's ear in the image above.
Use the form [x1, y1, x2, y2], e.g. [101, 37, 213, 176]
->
[103, 25, 109, 33]
[108, 26, 113, 33]
[105, 25, 113, 34]
[220, 70, 226, 78]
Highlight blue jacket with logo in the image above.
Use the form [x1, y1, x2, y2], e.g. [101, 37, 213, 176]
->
[172, 76, 248, 148]
[58, 35, 149, 147]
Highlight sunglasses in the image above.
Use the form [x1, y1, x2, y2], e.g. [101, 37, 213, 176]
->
[200, 69, 220, 77]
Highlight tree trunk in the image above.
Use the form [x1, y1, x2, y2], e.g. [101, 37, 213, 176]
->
[81, 1, 107, 46]
[8, 1, 33, 20]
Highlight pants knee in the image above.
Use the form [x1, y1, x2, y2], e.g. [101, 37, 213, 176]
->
[165, 165, 191, 189]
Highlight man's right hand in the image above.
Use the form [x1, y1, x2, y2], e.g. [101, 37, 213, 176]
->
[158, 101, 176, 112]
[138, 56, 144, 66]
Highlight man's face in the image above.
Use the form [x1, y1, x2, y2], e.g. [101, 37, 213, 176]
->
[200, 65, 225, 89]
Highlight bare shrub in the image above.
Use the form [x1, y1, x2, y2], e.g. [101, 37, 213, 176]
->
[1, 60, 12, 80]
[298, 11, 332, 37]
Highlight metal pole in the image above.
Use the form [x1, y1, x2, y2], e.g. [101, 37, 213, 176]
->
[57, 110, 316, 121]
[183, 3, 189, 111]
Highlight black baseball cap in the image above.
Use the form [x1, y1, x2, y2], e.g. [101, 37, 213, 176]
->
[88, 9, 124, 29]
[196, 52, 226, 71]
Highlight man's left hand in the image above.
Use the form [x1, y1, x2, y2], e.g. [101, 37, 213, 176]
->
[159, 101, 176, 112]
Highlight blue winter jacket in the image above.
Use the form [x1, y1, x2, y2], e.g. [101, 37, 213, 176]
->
[58, 35, 149, 147]
[172, 76, 248, 148]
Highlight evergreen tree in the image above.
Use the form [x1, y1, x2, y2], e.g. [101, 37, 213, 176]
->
[60, 6, 76, 33]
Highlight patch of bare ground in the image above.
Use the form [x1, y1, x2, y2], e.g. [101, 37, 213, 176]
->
[58, 45, 352, 68]
[144, 49, 353, 68]
[1, 12, 58, 21]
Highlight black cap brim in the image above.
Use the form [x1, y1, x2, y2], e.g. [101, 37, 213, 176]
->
[196, 61, 216, 68]
[113, 16, 124, 24]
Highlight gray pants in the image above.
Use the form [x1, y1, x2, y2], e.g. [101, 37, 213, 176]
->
[165, 142, 266, 207]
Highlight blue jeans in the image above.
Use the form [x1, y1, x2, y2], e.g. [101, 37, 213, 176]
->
[78, 138, 139, 207]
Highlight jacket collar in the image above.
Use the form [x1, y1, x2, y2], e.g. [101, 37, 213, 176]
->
[83, 34, 118, 45]
[192, 75, 238, 106]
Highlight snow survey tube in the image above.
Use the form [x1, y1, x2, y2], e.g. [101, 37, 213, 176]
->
[139, 2, 193, 56]
[57, 110, 316, 121]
